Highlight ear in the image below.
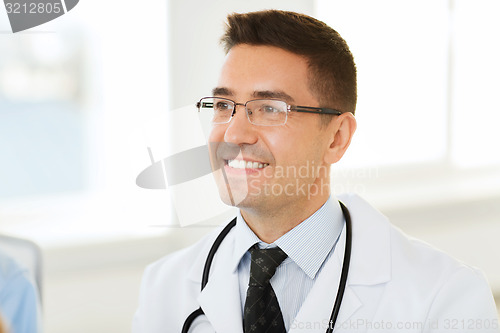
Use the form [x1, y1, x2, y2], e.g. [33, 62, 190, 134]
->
[323, 112, 357, 165]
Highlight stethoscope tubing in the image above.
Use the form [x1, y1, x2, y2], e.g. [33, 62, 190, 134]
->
[326, 201, 352, 333]
[182, 201, 351, 333]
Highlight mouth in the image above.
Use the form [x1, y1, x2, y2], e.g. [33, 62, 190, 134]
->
[225, 159, 270, 170]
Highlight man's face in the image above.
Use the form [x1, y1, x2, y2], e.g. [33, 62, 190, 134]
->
[208, 44, 333, 214]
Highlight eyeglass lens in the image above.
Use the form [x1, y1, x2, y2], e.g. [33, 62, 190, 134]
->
[198, 97, 288, 126]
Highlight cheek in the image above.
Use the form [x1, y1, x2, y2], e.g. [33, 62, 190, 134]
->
[208, 126, 225, 143]
[207, 127, 225, 167]
[266, 128, 324, 167]
[265, 132, 303, 164]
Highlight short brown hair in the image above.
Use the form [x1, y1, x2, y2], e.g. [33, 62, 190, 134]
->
[221, 10, 357, 120]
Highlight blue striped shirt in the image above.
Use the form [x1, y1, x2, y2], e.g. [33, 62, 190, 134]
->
[231, 196, 345, 331]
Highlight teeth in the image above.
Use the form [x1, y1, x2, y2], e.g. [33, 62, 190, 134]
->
[227, 160, 269, 169]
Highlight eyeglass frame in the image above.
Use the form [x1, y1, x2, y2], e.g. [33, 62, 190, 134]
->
[196, 96, 343, 126]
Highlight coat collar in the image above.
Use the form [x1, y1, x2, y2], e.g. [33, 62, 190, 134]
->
[185, 193, 392, 333]
[338, 193, 392, 286]
[290, 194, 392, 332]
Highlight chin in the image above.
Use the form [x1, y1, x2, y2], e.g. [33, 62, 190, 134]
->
[212, 168, 256, 206]
[215, 181, 249, 207]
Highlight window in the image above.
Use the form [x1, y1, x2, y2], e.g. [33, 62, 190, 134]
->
[0, 20, 85, 198]
[0, 0, 169, 241]
[316, 0, 500, 170]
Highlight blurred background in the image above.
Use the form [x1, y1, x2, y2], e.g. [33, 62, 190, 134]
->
[0, 0, 499, 332]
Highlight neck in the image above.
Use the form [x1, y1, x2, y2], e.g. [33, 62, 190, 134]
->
[240, 192, 330, 244]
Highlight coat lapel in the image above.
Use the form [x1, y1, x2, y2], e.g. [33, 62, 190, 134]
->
[194, 230, 244, 333]
[289, 224, 362, 333]
[290, 194, 392, 332]
[337, 194, 393, 330]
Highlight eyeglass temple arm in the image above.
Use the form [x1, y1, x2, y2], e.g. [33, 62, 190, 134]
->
[291, 106, 342, 115]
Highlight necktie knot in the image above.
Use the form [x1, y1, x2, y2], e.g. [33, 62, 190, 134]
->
[248, 245, 287, 287]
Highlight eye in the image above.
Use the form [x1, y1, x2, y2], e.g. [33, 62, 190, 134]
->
[261, 105, 281, 113]
[215, 101, 231, 111]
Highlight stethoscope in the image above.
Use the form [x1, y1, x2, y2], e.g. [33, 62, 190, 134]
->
[182, 201, 352, 333]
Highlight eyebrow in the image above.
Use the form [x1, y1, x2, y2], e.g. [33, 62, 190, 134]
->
[211, 87, 295, 103]
[212, 87, 234, 96]
[252, 90, 295, 103]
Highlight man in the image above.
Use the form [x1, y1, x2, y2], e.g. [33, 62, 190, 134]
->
[133, 10, 499, 333]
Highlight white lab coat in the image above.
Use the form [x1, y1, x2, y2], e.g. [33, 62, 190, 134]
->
[133, 194, 499, 333]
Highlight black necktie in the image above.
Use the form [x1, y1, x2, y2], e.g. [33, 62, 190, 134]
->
[243, 245, 288, 333]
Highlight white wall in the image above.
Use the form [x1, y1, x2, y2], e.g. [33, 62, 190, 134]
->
[167, 0, 315, 109]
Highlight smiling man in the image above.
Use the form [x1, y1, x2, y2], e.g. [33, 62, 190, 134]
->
[133, 10, 499, 333]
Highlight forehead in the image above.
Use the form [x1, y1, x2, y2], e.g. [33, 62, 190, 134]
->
[217, 44, 316, 103]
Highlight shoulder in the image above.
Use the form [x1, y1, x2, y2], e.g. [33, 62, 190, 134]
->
[140, 218, 236, 289]
[0, 251, 32, 294]
[389, 227, 499, 322]
[389, 224, 484, 289]
[339, 193, 485, 281]
[339, 193, 497, 320]
[133, 219, 236, 333]
[0, 251, 40, 333]
[0, 251, 21, 280]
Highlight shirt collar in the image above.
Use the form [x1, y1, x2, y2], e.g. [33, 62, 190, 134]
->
[231, 211, 261, 273]
[231, 195, 345, 279]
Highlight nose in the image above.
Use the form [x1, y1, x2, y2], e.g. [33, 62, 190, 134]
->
[223, 104, 258, 145]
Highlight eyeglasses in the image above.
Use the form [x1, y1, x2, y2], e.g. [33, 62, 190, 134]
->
[196, 97, 342, 126]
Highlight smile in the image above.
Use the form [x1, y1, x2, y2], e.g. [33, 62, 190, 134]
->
[226, 159, 269, 169]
